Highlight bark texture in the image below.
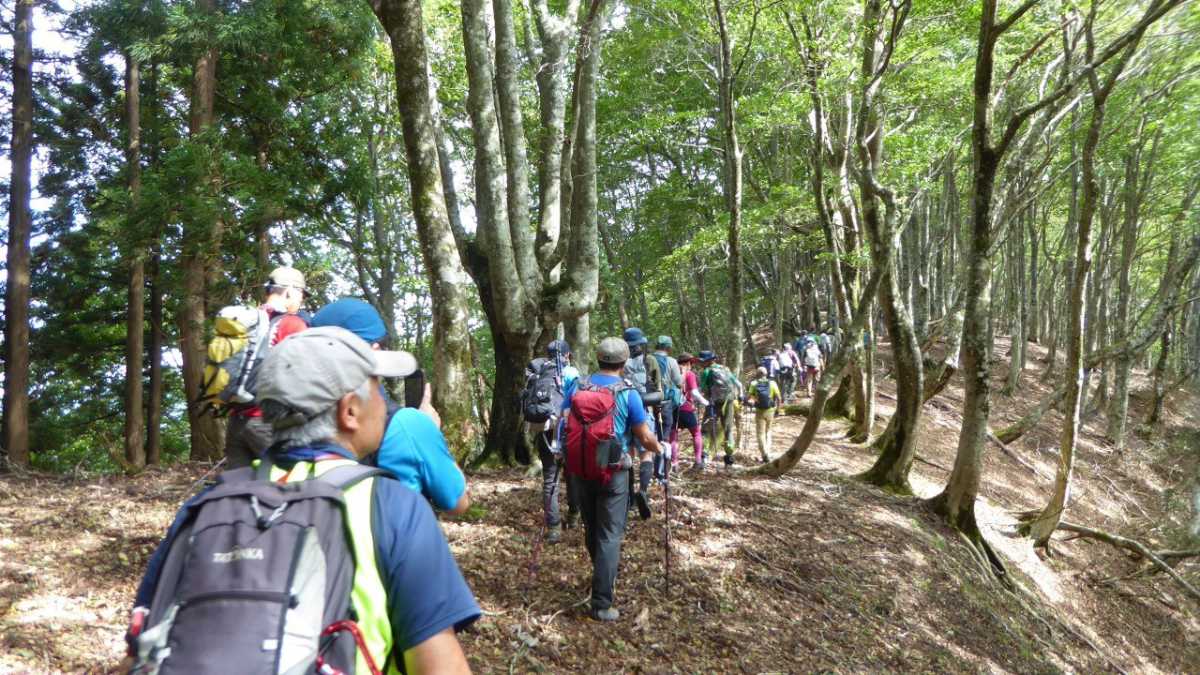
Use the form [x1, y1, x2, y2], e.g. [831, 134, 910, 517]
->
[4, 0, 34, 468]
[372, 0, 482, 459]
[124, 54, 146, 470]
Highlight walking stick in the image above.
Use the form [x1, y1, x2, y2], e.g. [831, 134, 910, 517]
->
[663, 468, 671, 597]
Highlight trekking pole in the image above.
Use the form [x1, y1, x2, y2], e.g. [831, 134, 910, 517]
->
[663, 469, 671, 597]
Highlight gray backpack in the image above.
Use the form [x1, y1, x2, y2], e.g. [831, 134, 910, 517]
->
[131, 462, 386, 675]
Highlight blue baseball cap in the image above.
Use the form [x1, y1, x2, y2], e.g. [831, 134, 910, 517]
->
[311, 298, 389, 345]
[547, 339, 571, 356]
[697, 349, 717, 362]
[623, 327, 648, 346]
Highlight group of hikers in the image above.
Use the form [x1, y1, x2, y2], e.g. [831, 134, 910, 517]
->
[520, 324, 839, 624]
[125, 267, 844, 672]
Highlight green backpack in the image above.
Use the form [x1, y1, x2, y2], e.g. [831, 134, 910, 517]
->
[706, 364, 738, 402]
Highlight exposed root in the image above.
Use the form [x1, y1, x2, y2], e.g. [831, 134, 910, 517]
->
[1056, 521, 1200, 611]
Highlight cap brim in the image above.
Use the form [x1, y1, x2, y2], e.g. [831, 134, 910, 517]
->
[372, 350, 418, 378]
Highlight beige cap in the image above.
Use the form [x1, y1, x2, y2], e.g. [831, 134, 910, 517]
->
[267, 266, 306, 291]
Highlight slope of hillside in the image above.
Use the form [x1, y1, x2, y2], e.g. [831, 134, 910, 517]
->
[1, 339, 1197, 673]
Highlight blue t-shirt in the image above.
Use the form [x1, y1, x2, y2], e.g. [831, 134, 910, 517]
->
[562, 373, 647, 451]
[375, 408, 466, 512]
[133, 444, 480, 658]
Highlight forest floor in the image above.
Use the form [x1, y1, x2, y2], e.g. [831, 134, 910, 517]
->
[1, 339, 1198, 673]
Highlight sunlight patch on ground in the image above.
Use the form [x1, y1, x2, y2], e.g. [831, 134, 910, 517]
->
[975, 499, 1065, 604]
[868, 506, 920, 532]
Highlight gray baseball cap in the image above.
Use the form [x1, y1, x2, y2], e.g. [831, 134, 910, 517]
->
[256, 326, 417, 427]
[597, 337, 630, 366]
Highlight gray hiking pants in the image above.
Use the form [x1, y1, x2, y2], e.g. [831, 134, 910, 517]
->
[537, 430, 578, 528]
[224, 414, 274, 470]
[571, 470, 630, 611]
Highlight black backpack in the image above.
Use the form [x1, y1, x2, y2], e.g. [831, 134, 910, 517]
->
[131, 461, 386, 675]
[521, 357, 563, 423]
[753, 379, 774, 410]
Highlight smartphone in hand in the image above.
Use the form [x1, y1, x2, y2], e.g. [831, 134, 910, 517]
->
[403, 368, 426, 409]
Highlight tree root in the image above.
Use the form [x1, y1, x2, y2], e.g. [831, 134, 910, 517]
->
[986, 431, 1046, 478]
[1057, 521, 1200, 611]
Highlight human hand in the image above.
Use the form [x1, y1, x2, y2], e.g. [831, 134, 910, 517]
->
[419, 383, 442, 429]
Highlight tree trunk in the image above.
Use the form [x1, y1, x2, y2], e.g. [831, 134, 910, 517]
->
[147, 245, 164, 466]
[4, 0, 34, 469]
[928, 0, 1004, 540]
[695, 258, 714, 348]
[852, 0, 920, 492]
[179, 0, 225, 462]
[1147, 325, 1171, 426]
[372, 0, 482, 458]
[1028, 210, 1040, 343]
[1106, 150, 1143, 450]
[1024, 8, 1160, 547]
[123, 54, 146, 470]
[714, 0, 745, 378]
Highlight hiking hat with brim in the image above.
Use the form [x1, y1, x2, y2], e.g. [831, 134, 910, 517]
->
[597, 337, 631, 366]
[267, 265, 307, 291]
[311, 298, 388, 344]
[698, 349, 717, 362]
[547, 339, 571, 356]
[622, 327, 648, 346]
[257, 326, 417, 429]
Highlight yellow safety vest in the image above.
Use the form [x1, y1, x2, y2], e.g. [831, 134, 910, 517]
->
[267, 458, 398, 674]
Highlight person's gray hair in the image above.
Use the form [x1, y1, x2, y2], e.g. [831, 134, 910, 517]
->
[261, 378, 376, 449]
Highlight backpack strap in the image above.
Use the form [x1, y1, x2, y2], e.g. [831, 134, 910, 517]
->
[318, 464, 390, 491]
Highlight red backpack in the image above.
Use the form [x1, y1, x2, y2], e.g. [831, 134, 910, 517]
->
[564, 378, 629, 484]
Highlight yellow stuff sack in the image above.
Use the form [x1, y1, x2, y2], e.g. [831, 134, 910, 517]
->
[197, 306, 273, 414]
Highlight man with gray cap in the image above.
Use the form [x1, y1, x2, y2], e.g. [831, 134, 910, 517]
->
[223, 265, 311, 470]
[561, 337, 660, 621]
[131, 327, 479, 673]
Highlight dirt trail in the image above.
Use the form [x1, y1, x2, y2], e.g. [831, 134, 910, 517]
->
[2, 342, 1198, 673]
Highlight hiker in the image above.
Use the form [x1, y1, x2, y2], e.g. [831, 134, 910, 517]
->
[223, 266, 310, 470]
[803, 337, 825, 396]
[312, 298, 470, 516]
[671, 353, 708, 470]
[778, 345, 797, 402]
[698, 350, 743, 467]
[759, 350, 779, 381]
[622, 327, 663, 409]
[748, 366, 782, 463]
[819, 330, 833, 363]
[128, 327, 478, 674]
[622, 328, 662, 507]
[651, 335, 683, 482]
[562, 337, 661, 621]
[523, 339, 581, 542]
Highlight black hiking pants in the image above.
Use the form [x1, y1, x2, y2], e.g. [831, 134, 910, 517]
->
[537, 429, 578, 528]
[654, 399, 677, 478]
[571, 469, 630, 611]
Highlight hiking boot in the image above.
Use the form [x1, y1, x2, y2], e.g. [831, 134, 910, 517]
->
[724, 453, 734, 468]
[564, 511, 579, 530]
[591, 606, 620, 622]
[546, 527, 562, 544]
[634, 491, 652, 520]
